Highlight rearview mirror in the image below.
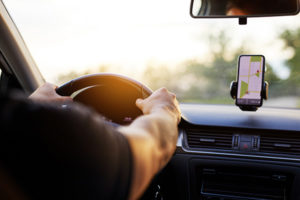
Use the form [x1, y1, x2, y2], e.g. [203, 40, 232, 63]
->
[191, 0, 300, 23]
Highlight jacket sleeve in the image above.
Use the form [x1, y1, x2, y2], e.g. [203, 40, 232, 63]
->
[0, 97, 132, 200]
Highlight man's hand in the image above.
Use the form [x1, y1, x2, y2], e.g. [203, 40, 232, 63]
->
[118, 87, 181, 200]
[136, 87, 181, 124]
[29, 82, 72, 103]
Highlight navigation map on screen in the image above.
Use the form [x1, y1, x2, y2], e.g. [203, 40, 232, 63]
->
[237, 55, 264, 106]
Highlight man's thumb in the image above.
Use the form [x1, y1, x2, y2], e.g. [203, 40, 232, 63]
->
[136, 98, 145, 109]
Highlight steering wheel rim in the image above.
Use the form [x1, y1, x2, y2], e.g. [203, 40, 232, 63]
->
[56, 73, 153, 124]
[56, 73, 152, 97]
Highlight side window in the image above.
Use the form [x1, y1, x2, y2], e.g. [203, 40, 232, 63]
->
[0, 68, 23, 95]
[0, 51, 23, 95]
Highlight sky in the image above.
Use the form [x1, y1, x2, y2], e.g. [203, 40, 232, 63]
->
[3, 0, 300, 83]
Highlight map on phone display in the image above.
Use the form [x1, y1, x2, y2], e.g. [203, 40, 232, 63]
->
[237, 55, 264, 106]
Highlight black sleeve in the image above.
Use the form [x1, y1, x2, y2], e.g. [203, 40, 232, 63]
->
[0, 95, 132, 200]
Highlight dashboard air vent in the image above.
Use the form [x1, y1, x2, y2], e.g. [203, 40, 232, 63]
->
[186, 129, 232, 150]
[260, 133, 300, 156]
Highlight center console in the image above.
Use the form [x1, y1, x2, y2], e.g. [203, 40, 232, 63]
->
[189, 158, 299, 200]
[197, 166, 291, 200]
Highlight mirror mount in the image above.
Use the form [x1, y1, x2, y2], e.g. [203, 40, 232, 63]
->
[239, 17, 247, 25]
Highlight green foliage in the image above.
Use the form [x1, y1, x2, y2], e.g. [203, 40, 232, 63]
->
[265, 63, 280, 83]
[280, 28, 300, 95]
[142, 65, 177, 91]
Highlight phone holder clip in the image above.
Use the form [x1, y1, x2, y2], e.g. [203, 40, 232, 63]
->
[230, 81, 268, 111]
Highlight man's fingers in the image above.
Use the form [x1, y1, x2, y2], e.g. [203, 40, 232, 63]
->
[136, 98, 144, 109]
[29, 82, 73, 104]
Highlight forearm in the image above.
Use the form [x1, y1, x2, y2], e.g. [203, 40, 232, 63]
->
[119, 109, 178, 168]
[118, 109, 178, 200]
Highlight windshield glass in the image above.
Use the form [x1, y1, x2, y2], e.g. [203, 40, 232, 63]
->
[3, 0, 300, 108]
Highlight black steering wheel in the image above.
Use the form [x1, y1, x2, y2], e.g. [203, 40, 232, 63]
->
[56, 73, 153, 125]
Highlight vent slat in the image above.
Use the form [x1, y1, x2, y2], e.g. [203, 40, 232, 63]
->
[260, 143, 300, 147]
[186, 129, 232, 150]
[188, 132, 232, 136]
[188, 142, 230, 146]
[188, 136, 232, 140]
[188, 138, 232, 143]
[261, 141, 300, 146]
[260, 134, 300, 155]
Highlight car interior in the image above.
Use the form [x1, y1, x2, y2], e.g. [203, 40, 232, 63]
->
[1, 0, 300, 199]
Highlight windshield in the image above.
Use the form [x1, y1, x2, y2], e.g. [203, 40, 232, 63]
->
[3, 0, 300, 108]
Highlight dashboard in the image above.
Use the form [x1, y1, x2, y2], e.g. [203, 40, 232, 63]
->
[143, 104, 300, 200]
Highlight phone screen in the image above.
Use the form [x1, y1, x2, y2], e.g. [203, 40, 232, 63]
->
[236, 55, 265, 106]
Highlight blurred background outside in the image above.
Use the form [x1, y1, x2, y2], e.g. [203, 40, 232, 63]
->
[3, 0, 300, 108]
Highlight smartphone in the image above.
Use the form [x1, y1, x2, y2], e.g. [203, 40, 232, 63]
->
[236, 55, 265, 107]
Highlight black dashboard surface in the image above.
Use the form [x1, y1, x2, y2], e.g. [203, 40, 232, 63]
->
[180, 103, 300, 131]
[160, 104, 300, 200]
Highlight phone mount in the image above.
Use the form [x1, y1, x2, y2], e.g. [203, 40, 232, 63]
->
[230, 81, 269, 112]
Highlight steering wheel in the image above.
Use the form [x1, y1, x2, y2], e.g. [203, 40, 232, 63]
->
[56, 73, 153, 125]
